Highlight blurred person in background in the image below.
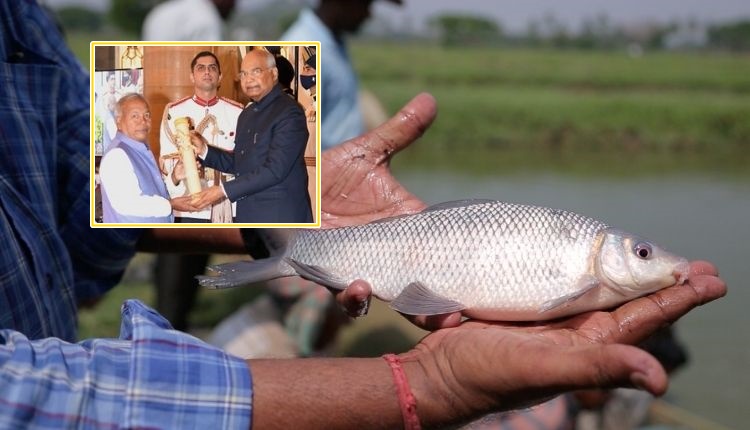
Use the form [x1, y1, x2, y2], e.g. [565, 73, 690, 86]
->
[155, 50, 244, 329]
[274, 52, 297, 97]
[142, 0, 239, 332]
[143, 0, 236, 40]
[299, 54, 317, 123]
[282, 0, 401, 150]
[229, 0, 403, 360]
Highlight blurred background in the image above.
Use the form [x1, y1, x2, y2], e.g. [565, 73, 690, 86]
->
[49, 0, 747, 428]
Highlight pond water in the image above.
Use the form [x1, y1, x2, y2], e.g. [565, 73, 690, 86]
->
[393, 167, 750, 429]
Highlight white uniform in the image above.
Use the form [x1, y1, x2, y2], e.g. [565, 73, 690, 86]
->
[160, 94, 243, 220]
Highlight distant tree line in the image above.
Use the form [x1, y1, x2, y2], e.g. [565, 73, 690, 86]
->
[52, 3, 750, 52]
[427, 13, 750, 51]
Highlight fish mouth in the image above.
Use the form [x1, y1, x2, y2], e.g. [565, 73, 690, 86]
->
[672, 260, 690, 284]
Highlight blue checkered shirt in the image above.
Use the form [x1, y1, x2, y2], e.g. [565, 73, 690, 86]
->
[1, 1, 253, 427]
[0, 300, 252, 429]
[0, 0, 139, 341]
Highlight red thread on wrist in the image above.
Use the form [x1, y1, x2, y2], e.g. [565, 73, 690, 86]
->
[383, 354, 421, 430]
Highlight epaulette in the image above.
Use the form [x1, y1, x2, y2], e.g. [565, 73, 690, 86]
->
[168, 95, 192, 109]
[220, 96, 244, 109]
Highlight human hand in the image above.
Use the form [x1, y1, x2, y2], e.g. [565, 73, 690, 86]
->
[172, 159, 185, 184]
[189, 130, 207, 157]
[170, 195, 201, 212]
[191, 185, 225, 210]
[335, 280, 462, 330]
[320, 93, 436, 228]
[400, 261, 726, 426]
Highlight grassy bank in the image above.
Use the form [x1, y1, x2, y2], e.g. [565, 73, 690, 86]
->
[353, 41, 750, 175]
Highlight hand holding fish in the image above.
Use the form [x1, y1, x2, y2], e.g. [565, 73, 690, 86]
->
[183, 92, 727, 429]
[396, 260, 725, 425]
[200, 93, 711, 331]
[250, 261, 725, 429]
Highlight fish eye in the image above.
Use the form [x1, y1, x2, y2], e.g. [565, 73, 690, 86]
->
[633, 242, 653, 259]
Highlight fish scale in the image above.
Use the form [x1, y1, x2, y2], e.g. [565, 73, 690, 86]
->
[287, 201, 607, 310]
[199, 200, 689, 321]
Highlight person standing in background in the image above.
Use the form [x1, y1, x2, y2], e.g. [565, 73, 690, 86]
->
[282, 0, 402, 149]
[142, 0, 239, 330]
[299, 54, 317, 123]
[142, 0, 236, 40]
[155, 51, 244, 329]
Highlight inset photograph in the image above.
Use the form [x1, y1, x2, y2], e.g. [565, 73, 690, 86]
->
[91, 43, 319, 227]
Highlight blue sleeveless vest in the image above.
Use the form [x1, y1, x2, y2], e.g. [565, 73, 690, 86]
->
[101, 133, 174, 223]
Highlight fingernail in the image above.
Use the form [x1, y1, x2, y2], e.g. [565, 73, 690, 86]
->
[355, 297, 371, 317]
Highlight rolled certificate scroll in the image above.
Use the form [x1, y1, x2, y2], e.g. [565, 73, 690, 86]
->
[173, 117, 202, 196]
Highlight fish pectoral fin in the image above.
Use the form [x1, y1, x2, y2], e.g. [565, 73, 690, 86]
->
[540, 275, 600, 312]
[389, 282, 466, 316]
[286, 258, 348, 291]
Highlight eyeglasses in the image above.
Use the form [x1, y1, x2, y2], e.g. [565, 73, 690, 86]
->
[195, 64, 219, 73]
[126, 111, 151, 121]
[238, 68, 270, 79]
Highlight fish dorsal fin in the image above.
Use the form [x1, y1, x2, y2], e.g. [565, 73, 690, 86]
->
[368, 200, 498, 225]
[423, 199, 498, 213]
[389, 282, 466, 316]
[369, 213, 414, 224]
[286, 258, 349, 291]
[539, 275, 600, 312]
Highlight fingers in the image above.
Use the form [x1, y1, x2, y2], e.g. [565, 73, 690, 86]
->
[189, 130, 207, 152]
[336, 279, 372, 318]
[335, 278, 464, 330]
[403, 312, 463, 331]
[608, 261, 726, 345]
[688, 260, 718, 276]
[550, 344, 669, 396]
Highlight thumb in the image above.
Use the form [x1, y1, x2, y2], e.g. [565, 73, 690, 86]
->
[336, 92, 438, 164]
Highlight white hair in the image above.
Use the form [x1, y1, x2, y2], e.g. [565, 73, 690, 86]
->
[114, 93, 148, 118]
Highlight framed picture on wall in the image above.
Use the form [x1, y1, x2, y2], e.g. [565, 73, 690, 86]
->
[93, 68, 144, 156]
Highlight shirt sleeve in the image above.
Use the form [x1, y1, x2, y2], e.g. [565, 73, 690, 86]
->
[100, 148, 173, 218]
[0, 300, 252, 429]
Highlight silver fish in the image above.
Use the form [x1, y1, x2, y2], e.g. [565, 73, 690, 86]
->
[198, 200, 689, 321]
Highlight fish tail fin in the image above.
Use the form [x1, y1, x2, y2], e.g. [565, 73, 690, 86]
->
[197, 257, 293, 289]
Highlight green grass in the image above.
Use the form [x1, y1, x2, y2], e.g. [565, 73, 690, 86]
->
[352, 41, 750, 176]
[78, 255, 265, 340]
